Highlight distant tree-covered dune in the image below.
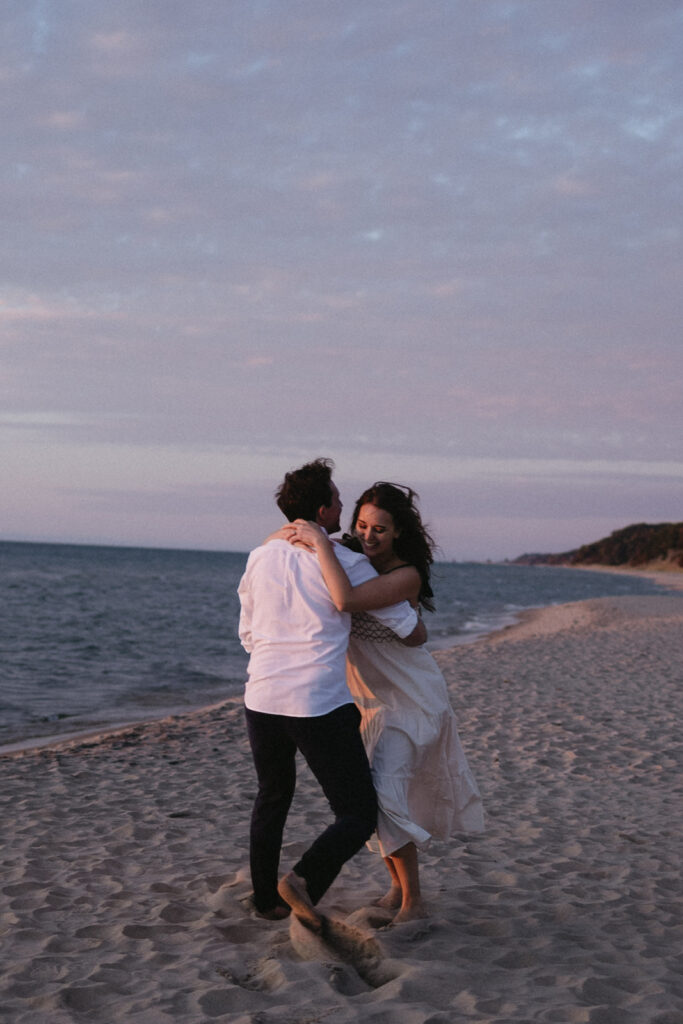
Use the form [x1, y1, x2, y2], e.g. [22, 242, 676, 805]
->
[514, 522, 683, 568]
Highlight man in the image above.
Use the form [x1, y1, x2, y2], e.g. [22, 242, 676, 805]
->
[238, 458, 425, 929]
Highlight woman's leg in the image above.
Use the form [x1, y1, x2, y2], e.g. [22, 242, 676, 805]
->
[375, 856, 403, 909]
[387, 842, 427, 922]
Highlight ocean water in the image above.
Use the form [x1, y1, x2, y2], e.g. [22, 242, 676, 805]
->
[0, 540, 671, 750]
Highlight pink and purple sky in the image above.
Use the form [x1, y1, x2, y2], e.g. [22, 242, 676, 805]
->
[2, 1, 681, 560]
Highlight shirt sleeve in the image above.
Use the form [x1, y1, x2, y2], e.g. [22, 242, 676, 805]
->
[337, 545, 419, 639]
[237, 560, 254, 653]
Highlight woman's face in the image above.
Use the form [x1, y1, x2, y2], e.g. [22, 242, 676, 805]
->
[353, 503, 400, 563]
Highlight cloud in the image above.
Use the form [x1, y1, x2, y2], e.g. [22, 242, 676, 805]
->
[2, 1, 681, 556]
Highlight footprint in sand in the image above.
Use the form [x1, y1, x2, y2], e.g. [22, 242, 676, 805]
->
[288, 914, 401, 989]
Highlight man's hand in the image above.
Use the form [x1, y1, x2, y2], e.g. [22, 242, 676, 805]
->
[288, 520, 328, 552]
[263, 524, 298, 544]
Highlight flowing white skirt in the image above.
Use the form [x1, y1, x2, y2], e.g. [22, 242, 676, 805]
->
[347, 625, 484, 858]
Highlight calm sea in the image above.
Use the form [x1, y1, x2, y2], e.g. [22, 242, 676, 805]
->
[0, 540, 671, 750]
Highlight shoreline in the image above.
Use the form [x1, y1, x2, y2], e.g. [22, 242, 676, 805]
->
[563, 560, 683, 591]
[0, 696, 244, 759]
[0, 697, 243, 759]
[3, 562, 681, 757]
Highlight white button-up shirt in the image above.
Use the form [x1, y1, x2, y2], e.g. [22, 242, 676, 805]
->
[238, 538, 418, 716]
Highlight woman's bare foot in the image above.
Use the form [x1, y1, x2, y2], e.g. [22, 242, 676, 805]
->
[393, 902, 428, 923]
[373, 885, 402, 911]
[277, 871, 323, 932]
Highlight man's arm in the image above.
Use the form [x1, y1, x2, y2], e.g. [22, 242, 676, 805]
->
[290, 522, 421, 612]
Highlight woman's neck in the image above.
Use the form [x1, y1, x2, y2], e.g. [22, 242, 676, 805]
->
[370, 551, 405, 574]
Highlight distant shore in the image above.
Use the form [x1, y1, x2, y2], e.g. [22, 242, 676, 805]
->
[567, 561, 683, 591]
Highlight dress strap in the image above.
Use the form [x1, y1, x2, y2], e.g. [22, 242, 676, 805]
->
[380, 563, 413, 575]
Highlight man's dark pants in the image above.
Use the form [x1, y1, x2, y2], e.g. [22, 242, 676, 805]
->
[245, 702, 378, 912]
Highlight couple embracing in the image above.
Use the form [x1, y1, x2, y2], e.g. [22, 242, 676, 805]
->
[238, 458, 483, 932]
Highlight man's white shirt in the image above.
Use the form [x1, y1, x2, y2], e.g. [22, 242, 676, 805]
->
[238, 538, 418, 717]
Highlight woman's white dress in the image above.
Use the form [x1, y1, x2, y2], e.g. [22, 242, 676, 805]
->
[347, 612, 484, 857]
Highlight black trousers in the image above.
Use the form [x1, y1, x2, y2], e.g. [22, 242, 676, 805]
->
[245, 702, 378, 911]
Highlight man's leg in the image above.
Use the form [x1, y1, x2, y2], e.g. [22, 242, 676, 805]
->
[245, 708, 297, 913]
[286, 703, 377, 905]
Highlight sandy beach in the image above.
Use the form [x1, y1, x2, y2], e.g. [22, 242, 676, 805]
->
[2, 588, 682, 1023]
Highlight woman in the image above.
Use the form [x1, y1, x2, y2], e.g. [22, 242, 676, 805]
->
[289, 482, 484, 922]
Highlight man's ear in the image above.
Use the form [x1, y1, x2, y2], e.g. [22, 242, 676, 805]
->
[315, 505, 327, 526]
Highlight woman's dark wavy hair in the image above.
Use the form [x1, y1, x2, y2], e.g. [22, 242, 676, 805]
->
[345, 482, 437, 612]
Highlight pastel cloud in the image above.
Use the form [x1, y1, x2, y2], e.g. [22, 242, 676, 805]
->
[1, 1, 681, 557]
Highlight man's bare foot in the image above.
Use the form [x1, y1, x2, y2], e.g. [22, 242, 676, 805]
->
[393, 902, 428, 923]
[277, 871, 323, 932]
[255, 904, 290, 921]
[373, 885, 402, 910]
